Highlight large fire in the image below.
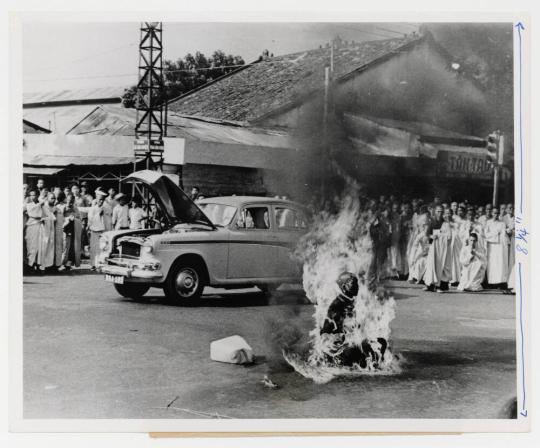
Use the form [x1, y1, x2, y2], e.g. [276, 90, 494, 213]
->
[288, 185, 401, 383]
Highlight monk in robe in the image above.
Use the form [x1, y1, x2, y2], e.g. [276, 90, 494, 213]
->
[449, 210, 464, 285]
[38, 193, 57, 270]
[388, 203, 402, 279]
[485, 208, 509, 287]
[503, 204, 515, 281]
[62, 194, 84, 269]
[399, 202, 413, 278]
[53, 192, 66, 268]
[407, 222, 430, 283]
[407, 206, 429, 277]
[423, 206, 453, 292]
[457, 233, 487, 291]
[88, 191, 107, 270]
[24, 190, 44, 270]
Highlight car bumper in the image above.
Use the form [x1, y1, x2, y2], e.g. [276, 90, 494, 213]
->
[98, 259, 163, 279]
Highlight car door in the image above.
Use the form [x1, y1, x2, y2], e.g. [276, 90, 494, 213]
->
[272, 205, 308, 278]
[227, 204, 279, 279]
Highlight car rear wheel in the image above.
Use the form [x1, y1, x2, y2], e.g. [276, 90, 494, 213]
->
[114, 283, 150, 299]
[164, 261, 205, 305]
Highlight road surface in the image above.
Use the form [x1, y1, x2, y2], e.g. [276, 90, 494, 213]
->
[23, 266, 517, 419]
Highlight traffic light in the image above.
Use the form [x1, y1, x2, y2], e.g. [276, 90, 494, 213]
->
[486, 131, 499, 165]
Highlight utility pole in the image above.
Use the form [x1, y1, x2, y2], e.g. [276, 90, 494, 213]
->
[321, 40, 335, 201]
[133, 22, 165, 215]
[134, 22, 165, 171]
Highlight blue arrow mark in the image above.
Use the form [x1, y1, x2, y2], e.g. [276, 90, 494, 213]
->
[518, 262, 527, 418]
[515, 22, 524, 215]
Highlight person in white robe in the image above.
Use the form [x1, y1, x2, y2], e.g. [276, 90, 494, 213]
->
[407, 207, 430, 278]
[449, 209, 465, 285]
[88, 192, 107, 270]
[128, 198, 148, 230]
[484, 207, 509, 286]
[407, 223, 430, 283]
[388, 203, 402, 279]
[24, 190, 44, 270]
[38, 193, 57, 270]
[457, 233, 487, 291]
[423, 206, 453, 292]
[503, 204, 515, 282]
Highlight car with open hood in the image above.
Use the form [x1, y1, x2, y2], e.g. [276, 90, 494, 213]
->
[97, 170, 309, 304]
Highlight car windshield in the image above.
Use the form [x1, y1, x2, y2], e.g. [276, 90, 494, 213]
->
[198, 203, 237, 227]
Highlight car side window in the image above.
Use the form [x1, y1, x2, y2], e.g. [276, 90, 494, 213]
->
[275, 207, 308, 230]
[236, 207, 270, 230]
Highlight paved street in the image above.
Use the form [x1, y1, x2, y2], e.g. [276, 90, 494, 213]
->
[23, 266, 517, 419]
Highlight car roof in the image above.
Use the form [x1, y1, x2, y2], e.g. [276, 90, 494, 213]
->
[197, 196, 305, 209]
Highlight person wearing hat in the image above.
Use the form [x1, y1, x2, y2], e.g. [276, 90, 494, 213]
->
[94, 188, 113, 231]
[112, 193, 130, 230]
[88, 191, 107, 270]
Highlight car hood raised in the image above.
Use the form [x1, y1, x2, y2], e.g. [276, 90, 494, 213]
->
[122, 170, 214, 228]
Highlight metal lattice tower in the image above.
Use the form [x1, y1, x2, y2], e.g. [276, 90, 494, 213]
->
[134, 22, 165, 170]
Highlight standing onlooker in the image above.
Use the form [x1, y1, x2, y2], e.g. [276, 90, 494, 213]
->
[367, 207, 391, 290]
[38, 193, 57, 271]
[36, 178, 46, 196]
[189, 186, 200, 201]
[129, 198, 147, 230]
[485, 207, 509, 287]
[388, 203, 402, 279]
[53, 192, 66, 268]
[88, 191, 107, 270]
[24, 190, 44, 271]
[62, 194, 83, 270]
[423, 206, 452, 292]
[112, 193, 130, 230]
[503, 204, 515, 278]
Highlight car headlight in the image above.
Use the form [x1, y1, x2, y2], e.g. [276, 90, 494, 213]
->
[99, 236, 110, 251]
[141, 241, 153, 254]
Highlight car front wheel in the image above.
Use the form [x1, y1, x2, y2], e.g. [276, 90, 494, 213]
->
[114, 283, 150, 299]
[164, 261, 205, 305]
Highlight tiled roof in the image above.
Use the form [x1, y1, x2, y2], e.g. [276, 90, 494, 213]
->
[168, 35, 423, 122]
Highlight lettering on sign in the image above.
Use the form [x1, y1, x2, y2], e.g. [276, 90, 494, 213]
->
[437, 152, 493, 179]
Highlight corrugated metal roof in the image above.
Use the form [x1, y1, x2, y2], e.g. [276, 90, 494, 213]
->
[23, 134, 135, 166]
[23, 105, 101, 134]
[23, 86, 127, 105]
[65, 105, 295, 148]
[23, 166, 65, 175]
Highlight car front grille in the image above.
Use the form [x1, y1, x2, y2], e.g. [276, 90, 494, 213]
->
[119, 241, 141, 258]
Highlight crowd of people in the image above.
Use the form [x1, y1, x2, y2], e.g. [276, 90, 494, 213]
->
[363, 195, 515, 294]
[22, 179, 160, 274]
[23, 178, 516, 296]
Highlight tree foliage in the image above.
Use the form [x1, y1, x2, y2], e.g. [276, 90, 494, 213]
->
[122, 50, 245, 108]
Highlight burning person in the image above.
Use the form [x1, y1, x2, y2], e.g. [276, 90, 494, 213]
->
[317, 272, 388, 369]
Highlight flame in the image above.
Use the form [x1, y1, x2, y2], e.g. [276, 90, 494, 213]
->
[291, 183, 401, 383]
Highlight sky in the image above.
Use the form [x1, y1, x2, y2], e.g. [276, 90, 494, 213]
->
[22, 22, 418, 93]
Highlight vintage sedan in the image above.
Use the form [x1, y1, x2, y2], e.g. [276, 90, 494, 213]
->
[97, 170, 309, 304]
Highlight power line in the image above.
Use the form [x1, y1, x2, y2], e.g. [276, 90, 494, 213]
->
[24, 62, 259, 82]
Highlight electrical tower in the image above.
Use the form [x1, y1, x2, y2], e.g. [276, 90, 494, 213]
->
[134, 22, 165, 170]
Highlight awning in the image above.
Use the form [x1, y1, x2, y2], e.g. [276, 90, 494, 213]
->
[344, 113, 488, 159]
[23, 166, 65, 175]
